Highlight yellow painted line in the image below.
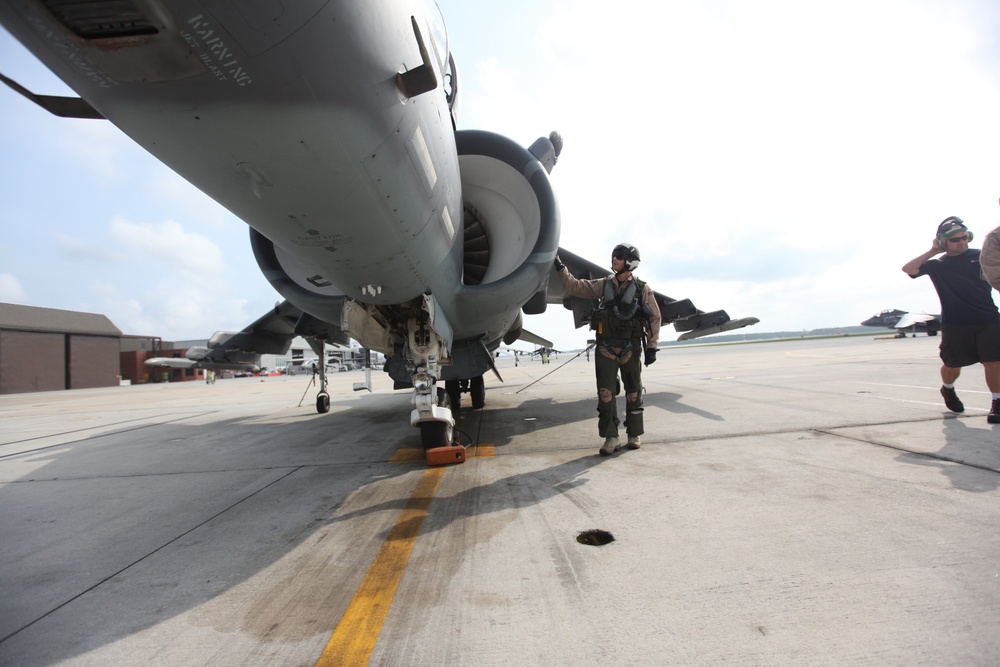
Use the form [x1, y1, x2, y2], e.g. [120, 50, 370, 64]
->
[315, 466, 445, 667]
[469, 444, 495, 458]
[388, 448, 424, 463]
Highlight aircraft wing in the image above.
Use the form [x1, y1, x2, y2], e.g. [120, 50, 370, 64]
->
[143, 357, 201, 370]
[195, 300, 350, 370]
[143, 357, 261, 372]
[516, 329, 554, 349]
[547, 248, 759, 341]
[893, 313, 937, 329]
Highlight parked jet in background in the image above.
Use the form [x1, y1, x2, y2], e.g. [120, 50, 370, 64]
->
[143, 300, 304, 373]
[1, 0, 757, 460]
[862, 309, 940, 337]
[143, 350, 260, 374]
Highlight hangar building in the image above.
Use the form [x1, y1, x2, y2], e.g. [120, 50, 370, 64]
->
[0, 302, 122, 394]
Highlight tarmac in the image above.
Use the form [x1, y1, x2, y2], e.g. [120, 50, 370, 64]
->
[0, 334, 997, 666]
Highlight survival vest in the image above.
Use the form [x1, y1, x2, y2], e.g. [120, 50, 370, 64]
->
[591, 276, 652, 341]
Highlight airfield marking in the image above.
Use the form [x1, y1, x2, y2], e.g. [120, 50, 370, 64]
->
[860, 381, 993, 396]
[315, 465, 445, 666]
[856, 391, 990, 412]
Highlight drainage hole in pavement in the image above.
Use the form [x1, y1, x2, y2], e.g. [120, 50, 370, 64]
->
[577, 529, 615, 546]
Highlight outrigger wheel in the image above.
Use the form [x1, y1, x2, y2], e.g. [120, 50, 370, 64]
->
[316, 391, 331, 414]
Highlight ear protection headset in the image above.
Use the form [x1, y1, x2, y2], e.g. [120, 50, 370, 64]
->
[612, 244, 640, 273]
[935, 216, 973, 249]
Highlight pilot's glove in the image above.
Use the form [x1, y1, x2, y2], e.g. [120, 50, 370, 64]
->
[644, 348, 657, 366]
[554, 255, 565, 271]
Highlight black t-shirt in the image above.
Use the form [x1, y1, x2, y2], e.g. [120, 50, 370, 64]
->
[916, 249, 1000, 325]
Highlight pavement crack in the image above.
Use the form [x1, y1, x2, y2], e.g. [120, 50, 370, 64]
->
[816, 428, 1000, 475]
[0, 412, 221, 460]
[0, 465, 304, 647]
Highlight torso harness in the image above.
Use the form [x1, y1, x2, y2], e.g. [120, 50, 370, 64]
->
[591, 277, 654, 357]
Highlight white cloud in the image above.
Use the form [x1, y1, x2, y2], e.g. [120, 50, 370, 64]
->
[0, 273, 28, 303]
[54, 233, 126, 264]
[146, 167, 240, 230]
[108, 217, 225, 274]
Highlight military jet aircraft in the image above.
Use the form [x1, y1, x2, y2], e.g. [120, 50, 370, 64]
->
[143, 350, 259, 374]
[862, 309, 941, 338]
[0, 0, 757, 461]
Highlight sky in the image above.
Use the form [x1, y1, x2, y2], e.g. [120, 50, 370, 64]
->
[2, 0, 1000, 351]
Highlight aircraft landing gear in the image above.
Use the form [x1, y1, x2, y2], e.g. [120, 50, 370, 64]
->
[444, 375, 486, 413]
[419, 420, 450, 448]
[470, 375, 485, 409]
[316, 351, 331, 413]
[299, 355, 333, 414]
[414, 387, 453, 447]
[413, 385, 464, 465]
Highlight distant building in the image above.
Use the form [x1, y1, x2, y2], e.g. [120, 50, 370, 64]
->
[263, 336, 381, 373]
[119, 336, 208, 385]
[0, 302, 122, 394]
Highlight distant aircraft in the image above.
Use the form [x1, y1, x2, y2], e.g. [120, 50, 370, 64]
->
[143, 351, 260, 374]
[862, 309, 940, 337]
[144, 300, 300, 374]
[0, 1, 758, 461]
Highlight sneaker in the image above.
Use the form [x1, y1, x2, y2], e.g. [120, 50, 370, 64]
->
[989, 399, 1000, 424]
[599, 435, 620, 457]
[940, 386, 964, 413]
[626, 436, 641, 450]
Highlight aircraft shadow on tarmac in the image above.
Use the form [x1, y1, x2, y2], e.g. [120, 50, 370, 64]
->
[641, 390, 724, 422]
[0, 386, 625, 662]
[455, 386, 724, 450]
[0, 403, 425, 660]
[324, 451, 611, 544]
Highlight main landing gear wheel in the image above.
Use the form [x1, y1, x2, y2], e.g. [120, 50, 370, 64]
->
[316, 392, 330, 414]
[445, 379, 461, 414]
[445, 376, 486, 412]
[470, 375, 485, 409]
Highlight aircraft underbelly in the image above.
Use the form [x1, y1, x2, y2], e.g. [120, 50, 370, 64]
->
[1, 0, 459, 305]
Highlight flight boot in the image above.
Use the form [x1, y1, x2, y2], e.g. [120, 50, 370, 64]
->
[599, 435, 621, 457]
[626, 436, 641, 450]
[940, 386, 964, 413]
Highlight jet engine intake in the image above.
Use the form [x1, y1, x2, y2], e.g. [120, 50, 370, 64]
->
[451, 130, 560, 345]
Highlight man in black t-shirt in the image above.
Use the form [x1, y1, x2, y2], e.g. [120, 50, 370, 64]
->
[903, 216, 1000, 423]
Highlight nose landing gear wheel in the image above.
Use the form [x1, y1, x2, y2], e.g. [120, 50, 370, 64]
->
[419, 421, 449, 448]
[419, 387, 453, 449]
[316, 392, 330, 414]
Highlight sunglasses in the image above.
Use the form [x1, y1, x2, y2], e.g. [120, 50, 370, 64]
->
[947, 235, 969, 243]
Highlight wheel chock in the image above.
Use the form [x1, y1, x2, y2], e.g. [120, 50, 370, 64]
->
[425, 445, 466, 466]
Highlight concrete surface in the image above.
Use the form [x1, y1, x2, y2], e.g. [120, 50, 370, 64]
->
[0, 335, 997, 666]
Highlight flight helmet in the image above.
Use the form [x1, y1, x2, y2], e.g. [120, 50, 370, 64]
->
[612, 244, 640, 272]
